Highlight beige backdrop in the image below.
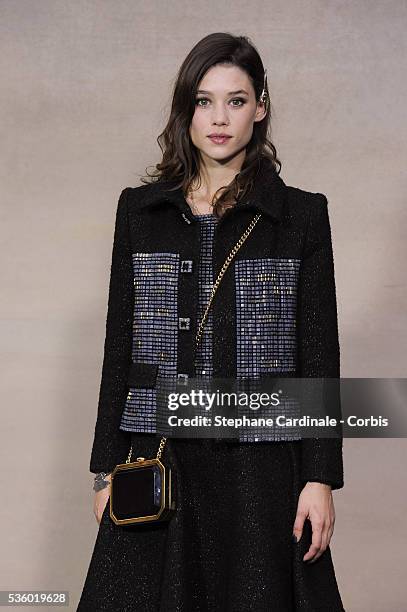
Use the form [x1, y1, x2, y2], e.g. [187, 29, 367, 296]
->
[1, 1, 406, 610]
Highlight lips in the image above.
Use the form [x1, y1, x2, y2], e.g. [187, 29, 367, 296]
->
[208, 135, 232, 144]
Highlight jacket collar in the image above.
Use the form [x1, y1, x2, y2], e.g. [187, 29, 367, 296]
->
[137, 156, 286, 222]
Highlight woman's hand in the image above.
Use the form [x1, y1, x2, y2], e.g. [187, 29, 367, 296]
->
[93, 474, 112, 525]
[292, 482, 335, 563]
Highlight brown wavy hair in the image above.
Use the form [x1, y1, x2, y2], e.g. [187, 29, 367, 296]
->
[140, 32, 282, 218]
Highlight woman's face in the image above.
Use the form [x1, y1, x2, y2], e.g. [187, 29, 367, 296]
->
[189, 63, 266, 166]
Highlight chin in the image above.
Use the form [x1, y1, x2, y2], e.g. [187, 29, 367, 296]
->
[200, 147, 240, 164]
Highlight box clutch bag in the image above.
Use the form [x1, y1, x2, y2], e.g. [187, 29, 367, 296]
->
[109, 438, 174, 526]
[110, 211, 262, 526]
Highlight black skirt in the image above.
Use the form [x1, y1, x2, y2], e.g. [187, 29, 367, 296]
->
[77, 435, 345, 611]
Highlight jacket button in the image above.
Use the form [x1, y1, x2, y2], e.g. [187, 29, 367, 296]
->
[180, 260, 193, 273]
[178, 317, 191, 330]
[177, 373, 189, 385]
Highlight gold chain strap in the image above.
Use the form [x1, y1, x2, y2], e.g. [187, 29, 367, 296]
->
[126, 212, 262, 464]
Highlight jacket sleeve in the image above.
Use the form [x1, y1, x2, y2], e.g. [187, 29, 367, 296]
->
[297, 193, 344, 490]
[89, 187, 133, 474]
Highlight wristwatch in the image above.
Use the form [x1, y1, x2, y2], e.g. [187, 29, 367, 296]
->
[93, 472, 111, 492]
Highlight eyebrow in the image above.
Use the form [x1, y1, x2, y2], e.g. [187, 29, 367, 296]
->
[196, 89, 249, 96]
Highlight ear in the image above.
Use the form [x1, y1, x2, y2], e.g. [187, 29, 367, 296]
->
[254, 100, 267, 123]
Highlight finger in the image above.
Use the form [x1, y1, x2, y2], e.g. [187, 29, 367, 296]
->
[308, 524, 330, 563]
[303, 520, 323, 562]
[324, 510, 335, 548]
[307, 498, 335, 562]
[303, 540, 322, 562]
[311, 513, 335, 563]
[292, 509, 307, 543]
[326, 521, 334, 547]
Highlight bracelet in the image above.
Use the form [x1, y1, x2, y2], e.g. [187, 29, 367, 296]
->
[93, 472, 111, 492]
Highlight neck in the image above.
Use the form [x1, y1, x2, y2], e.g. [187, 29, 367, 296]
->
[189, 150, 245, 205]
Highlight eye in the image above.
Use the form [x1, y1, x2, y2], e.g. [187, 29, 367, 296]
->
[230, 98, 246, 107]
[195, 97, 209, 107]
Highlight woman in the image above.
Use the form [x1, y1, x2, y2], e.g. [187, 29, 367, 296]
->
[78, 32, 345, 611]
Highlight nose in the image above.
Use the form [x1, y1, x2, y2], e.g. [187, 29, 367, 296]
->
[211, 103, 230, 126]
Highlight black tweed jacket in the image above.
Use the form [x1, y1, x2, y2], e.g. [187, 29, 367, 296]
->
[89, 157, 344, 490]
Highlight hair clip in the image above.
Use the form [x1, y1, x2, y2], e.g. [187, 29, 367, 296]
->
[260, 69, 269, 111]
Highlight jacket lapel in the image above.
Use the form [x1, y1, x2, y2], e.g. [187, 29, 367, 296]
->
[137, 156, 287, 224]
